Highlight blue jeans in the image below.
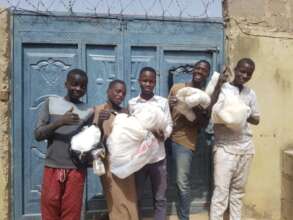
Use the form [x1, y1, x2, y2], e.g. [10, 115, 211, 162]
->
[135, 158, 167, 220]
[172, 142, 194, 220]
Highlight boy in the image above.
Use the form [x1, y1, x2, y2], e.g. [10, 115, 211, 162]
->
[128, 67, 173, 220]
[168, 60, 211, 220]
[35, 69, 93, 220]
[210, 58, 260, 220]
[93, 80, 139, 220]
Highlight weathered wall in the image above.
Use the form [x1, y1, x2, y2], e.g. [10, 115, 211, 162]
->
[0, 7, 10, 220]
[225, 0, 293, 220]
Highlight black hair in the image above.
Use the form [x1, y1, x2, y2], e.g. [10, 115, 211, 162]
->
[236, 58, 255, 69]
[107, 79, 126, 91]
[139, 66, 156, 79]
[66, 68, 88, 83]
[194, 60, 211, 72]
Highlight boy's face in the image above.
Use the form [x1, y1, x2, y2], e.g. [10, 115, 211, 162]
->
[107, 83, 126, 106]
[192, 62, 210, 84]
[65, 73, 87, 101]
[139, 71, 156, 95]
[233, 62, 255, 85]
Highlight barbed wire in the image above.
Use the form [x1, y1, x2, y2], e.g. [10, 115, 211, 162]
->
[0, 0, 222, 18]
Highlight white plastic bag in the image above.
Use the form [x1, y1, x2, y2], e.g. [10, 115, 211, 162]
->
[212, 94, 251, 130]
[132, 103, 167, 131]
[107, 105, 168, 179]
[176, 87, 210, 109]
[71, 125, 101, 153]
[205, 71, 220, 96]
[175, 87, 211, 121]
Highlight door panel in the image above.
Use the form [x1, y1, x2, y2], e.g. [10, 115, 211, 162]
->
[128, 46, 158, 99]
[22, 44, 78, 217]
[162, 49, 214, 211]
[85, 44, 120, 211]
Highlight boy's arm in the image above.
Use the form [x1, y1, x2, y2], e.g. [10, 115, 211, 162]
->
[34, 99, 80, 141]
[34, 99, 60, 141]
[207, 72, 228, 116]
[168, 86, 177, 110]
[163, 99, 173, 140]
[193, 106, 209, 128]
[247, 92, 260, 125]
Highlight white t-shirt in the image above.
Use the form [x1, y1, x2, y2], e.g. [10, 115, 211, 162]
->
[128, 95, 173, 162]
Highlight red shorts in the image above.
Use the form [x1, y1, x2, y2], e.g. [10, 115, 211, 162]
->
[41, 167, 86, 220]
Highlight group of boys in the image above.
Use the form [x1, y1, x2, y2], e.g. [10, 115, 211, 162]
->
[35, 57, 260, 220]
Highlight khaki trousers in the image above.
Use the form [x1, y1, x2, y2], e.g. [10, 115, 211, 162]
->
[210, 147, 253, 220]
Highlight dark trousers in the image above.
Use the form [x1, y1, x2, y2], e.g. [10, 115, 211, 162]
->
[135, 158, 167, 220]
[41, 167, 86, 220]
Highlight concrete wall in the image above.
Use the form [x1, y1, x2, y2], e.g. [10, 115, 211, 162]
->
[0, 7, 10, 220]
[225, 0, 293, 220]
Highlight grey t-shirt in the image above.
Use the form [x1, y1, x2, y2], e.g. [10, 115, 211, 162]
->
[35, 96, 93, 168]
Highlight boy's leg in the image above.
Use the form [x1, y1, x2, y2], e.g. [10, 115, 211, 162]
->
[210, 147, 236, 220]
[172, 142, 193, 220]
[149, 158, 168, 220]
[61, 169, 86, 220]
[41, 167, 62, 220]
[135, 164, 149, 219]
[229, 154, 253, 220]
[102, 158, 139, 220]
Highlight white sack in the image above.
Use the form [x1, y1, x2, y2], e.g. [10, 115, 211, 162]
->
[211, 94, 251, 130]
[205, 71, 220, 96]
[174, 100, 196, 122]
[132, 103, 168, 131]
[176, 87, 210, 108]
[71, 125, 101, 153]
[175, 87, 211, 122]
[107, 105, 168, 179]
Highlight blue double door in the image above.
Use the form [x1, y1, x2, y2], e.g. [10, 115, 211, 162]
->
[12, 13, 224, 219]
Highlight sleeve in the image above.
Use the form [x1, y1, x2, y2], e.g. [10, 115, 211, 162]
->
[163, 99, 173, 139]
[92, 105, 103, 125]
[249, 91, 260, 118]
[34, 98, 51, 141]
[168, 85, 176, 98]
[128, 99, 135, 114]
[84, 108, 95, 125]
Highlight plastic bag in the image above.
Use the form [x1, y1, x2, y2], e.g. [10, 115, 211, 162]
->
[70, 125, 101, 168]
[205, 71, 220, 96]
[132, 103, 167, 131]
[92, 148, 106, 176]
[107, 105, 168, 179]
[175, 87, 210, 121]
[211, 93, 251, 130]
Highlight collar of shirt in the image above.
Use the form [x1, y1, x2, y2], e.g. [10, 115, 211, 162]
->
[131, 94, 162, 104]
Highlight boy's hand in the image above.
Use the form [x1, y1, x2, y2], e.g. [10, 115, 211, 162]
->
[169, 96, 178, 108]
[98, 110, 111, 122]
[218, 65, 231, 84]
[152, 129, 165, 142]
[61, 107, 80, 125]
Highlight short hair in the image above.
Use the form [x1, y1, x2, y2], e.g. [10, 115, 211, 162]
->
[107, 79, 126, 91]
[236, 58, 255, 69]
[194, 60, 211, 72]
[139, 66, 156, 79]
[66, 68, 88, 83]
